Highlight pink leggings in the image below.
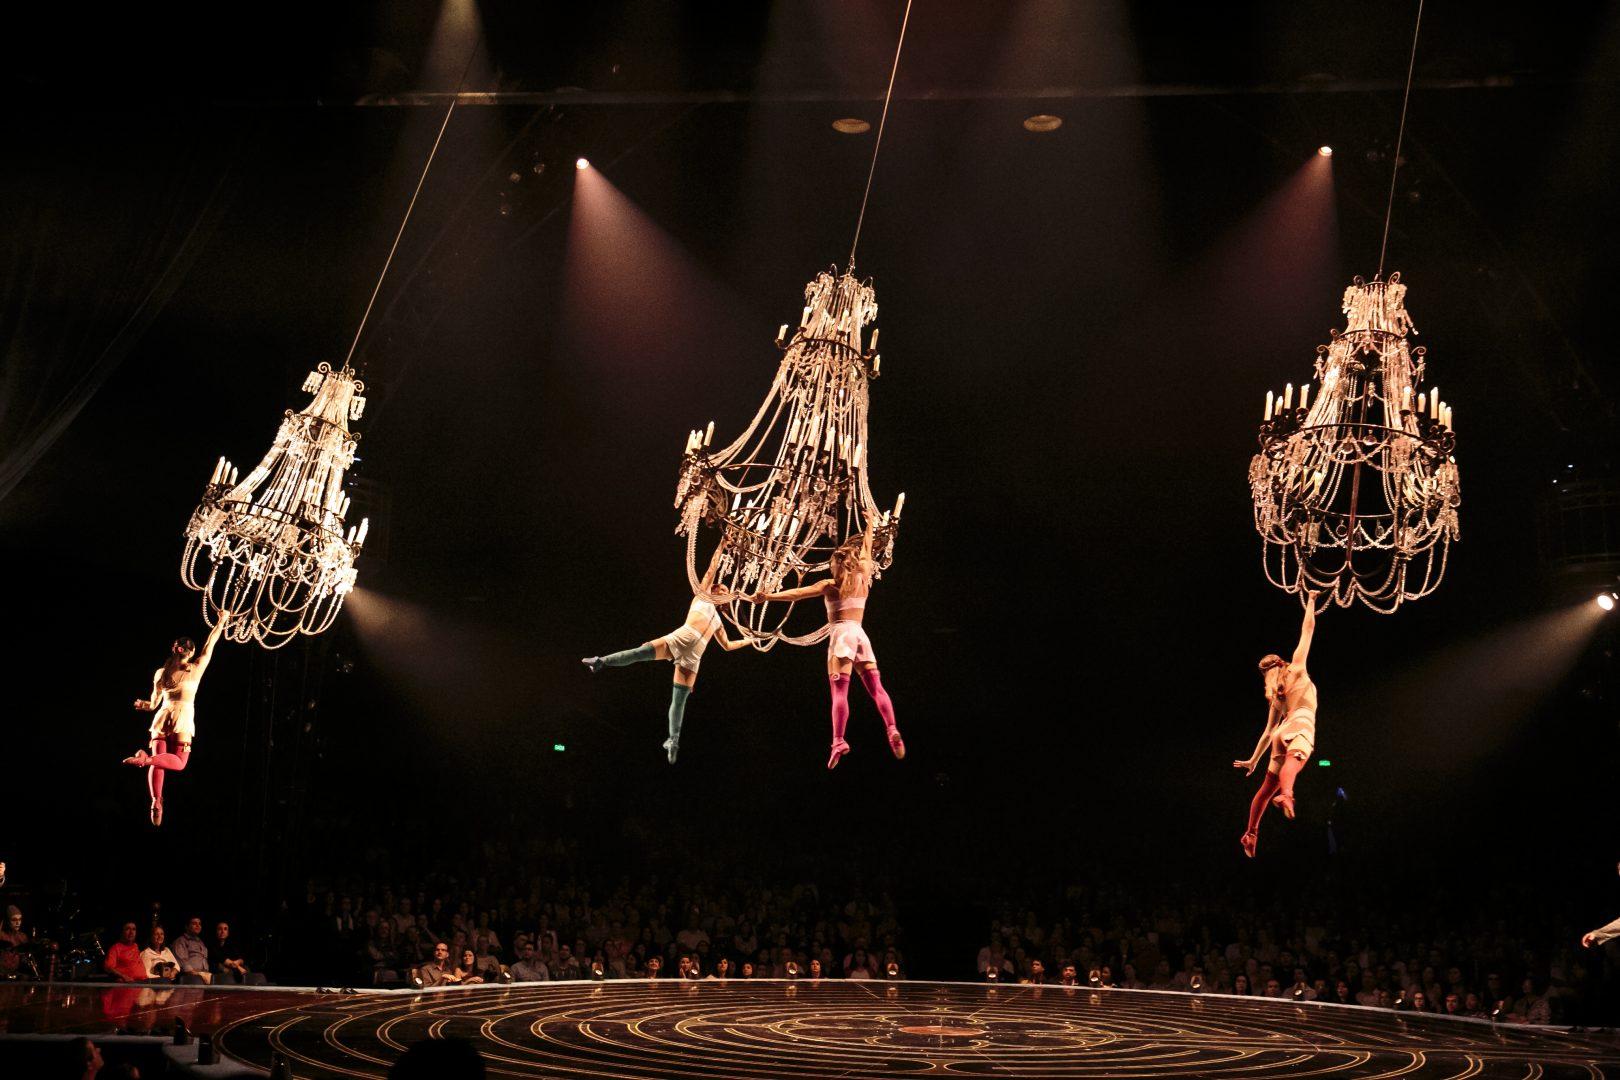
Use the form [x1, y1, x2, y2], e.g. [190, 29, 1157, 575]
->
[827, 668, 898, 743]
[147, 736, 191, 800]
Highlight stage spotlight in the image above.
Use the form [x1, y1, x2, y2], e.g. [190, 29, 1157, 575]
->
[508, 170, 521, 184]
[499, 966, 513, 984]
[985, 966, 999, 982]
[1088, 969, 1101, 987]
[886, 962, 900, 979]
[410, 969, 424, 990]
[1023, 114, 1063, 133]
[591, 962, 605, 980]
[575, 157, 590, 171]
[832, 118, 871, 134]
[1318, 145, 1333, 157]
[1597, 592, 1616, 612]
[785, 961, 800, 979]
[1189, 975, 1204, 992]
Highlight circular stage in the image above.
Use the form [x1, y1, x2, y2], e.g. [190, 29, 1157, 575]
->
[213, 980, 1620, 1078]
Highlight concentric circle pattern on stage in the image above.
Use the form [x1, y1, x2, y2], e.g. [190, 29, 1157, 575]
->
[211, 980, 1620, 1078]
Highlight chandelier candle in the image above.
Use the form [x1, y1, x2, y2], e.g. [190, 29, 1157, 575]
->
[1248, 274, 1461, 614]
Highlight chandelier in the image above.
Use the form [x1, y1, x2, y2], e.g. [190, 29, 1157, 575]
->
[181, 363, 368, 648]
[1249, 273, 1460, 613]
[675, 268, 903, 647]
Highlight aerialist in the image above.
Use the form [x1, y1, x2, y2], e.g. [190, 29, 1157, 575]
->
[582, 558, 753, 763]
[1234, 595, 1318, 857]
[121, 614, 230, 825]
[747, 519, 904, 769]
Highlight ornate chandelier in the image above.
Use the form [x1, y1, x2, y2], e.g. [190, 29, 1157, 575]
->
[675, 268, 903, 647]
[1249, 273, 1460, 613]
[178, 85, 467, 648]
[181, 364, 368, 649]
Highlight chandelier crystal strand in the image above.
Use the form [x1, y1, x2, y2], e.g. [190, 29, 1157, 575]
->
[1249, 275, 1459, 613]
[675, 269, 902, 648]
[182, 364, 367, 648]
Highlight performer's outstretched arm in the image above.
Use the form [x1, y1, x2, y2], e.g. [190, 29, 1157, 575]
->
[1583, 915, 1620, 948]
[1234, 702, 1280, 775]
[715, 624, 754, 652]
[749, 581, 832, 605]
[134, 670, 165, 712]
[194, 614, 230, 672]
[1292, 598, 1317, 667]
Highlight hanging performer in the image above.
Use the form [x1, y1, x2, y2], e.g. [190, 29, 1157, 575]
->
[582, 559, 753, 764]
[747, 519, 904, 769]
[1233, 595, 1318, 857]
[121, 614, 230, 825]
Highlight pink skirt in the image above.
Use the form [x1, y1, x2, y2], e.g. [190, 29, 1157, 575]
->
[827, 620, 876, 665]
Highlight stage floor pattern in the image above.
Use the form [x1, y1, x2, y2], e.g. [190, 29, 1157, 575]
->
[5, 980, 1620, 1077]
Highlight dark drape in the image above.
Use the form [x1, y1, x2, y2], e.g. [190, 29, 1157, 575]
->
[0, 120, 239, 508]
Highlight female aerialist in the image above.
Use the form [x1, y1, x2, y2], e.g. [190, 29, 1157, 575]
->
[121, 614, 230, 825]
[747, 519, 904, 769]
[1233, 595, 1317, 857]
[582, 558, 752, 763]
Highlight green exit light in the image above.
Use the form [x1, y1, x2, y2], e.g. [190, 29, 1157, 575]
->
[552, 743, 566, 752]
[1317, 759, 1332, 767]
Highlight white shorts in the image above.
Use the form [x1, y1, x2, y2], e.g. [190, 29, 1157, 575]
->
[827, 620, 877, 666]
[1269, 707, 1316, 770]
[151, 700, 196, 743]
[662, 624, 710, 673]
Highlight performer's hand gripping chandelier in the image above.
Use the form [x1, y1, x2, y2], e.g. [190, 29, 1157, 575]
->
[675, 268, 903, 647]
[1249, 274, 1459, 612]
[180, 82, 467, 648]
[182, 365, 369, 648]
[1248, 0, 1458, 614]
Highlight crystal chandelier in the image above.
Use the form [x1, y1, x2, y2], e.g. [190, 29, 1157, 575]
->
[675, 268, 904, 647]
[181, 363, 368, 648]
[1249, 273, 1460, 613]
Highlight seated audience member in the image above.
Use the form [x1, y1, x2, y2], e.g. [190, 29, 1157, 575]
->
[209, 921, 267, 985]
[419, 941, 460, 987]
[512, 942, 549, 982]
[141, 926, 180, 982]
[1508, 977, 1551, 1025]
[0, 905, 29, 977]
[455, 948, 486, 986]
[367, 921, 400, 984]
[174, 917, 212, 984]
[105, 922, 148, 983]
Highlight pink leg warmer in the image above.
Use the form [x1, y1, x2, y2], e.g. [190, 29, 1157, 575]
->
[857, 667, 898, 733]
[828, 675, 850, 744]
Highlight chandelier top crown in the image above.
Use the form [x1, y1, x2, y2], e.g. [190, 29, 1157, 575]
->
[1340, 272, 1413, 338]
[800, 268, 878, 356]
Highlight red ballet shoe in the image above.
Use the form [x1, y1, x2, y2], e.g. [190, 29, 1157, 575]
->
[1271, 791, 1296, 819]
[123, 750, 151, 767]
[1240, 831, 1257, 858]
[149, 798, 163, 827]
[827, 739, 851, 770]
[887, 728, 906, 760]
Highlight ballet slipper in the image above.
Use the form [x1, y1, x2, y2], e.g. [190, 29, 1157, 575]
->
[123, 750, 151, 767]
[1271, 791, 1296, 819]
[1240, 831, 1257, 859]
[150, 798, 163, 827]
[582, 657, 604, 674]
[827, 739, 851, 770]
[887, 728, 906, 760]
[662, 737, 679, 765]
